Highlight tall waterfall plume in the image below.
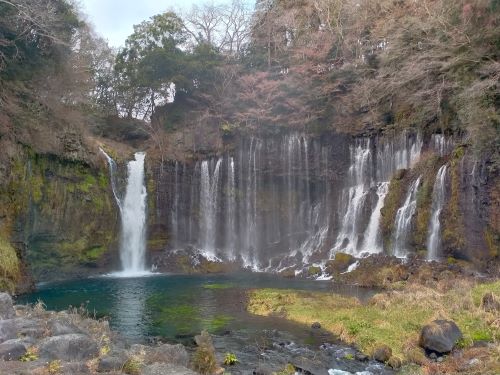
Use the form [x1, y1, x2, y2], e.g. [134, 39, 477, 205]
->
[101, 150, 149, 276]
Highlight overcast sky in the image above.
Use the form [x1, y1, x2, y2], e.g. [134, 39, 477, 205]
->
[79, 0, 237, 48]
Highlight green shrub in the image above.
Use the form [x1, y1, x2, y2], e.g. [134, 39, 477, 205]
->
[223, 352, 239, 366]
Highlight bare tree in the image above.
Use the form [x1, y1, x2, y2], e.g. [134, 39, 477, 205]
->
[181, 0, 250, 56]
[0, 0, 76, 71]
[183, 2, 226, 48]
[219, 0, 251, 56]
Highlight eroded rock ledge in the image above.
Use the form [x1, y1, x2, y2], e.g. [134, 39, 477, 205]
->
[0, 293, 196, 375]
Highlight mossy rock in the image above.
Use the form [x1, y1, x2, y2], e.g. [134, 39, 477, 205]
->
[372, 344, 392, 362]
[279, 267, 296, 278]
[0, 236, 20, 293]
[325, 252, 355, 274]
[307, 266, 322, 276]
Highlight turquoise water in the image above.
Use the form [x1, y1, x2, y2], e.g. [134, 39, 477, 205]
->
[18, 273, 393, 374]
[18, 273, 371, 343]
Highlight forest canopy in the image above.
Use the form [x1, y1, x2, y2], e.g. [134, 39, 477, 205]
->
[0, 0, 498, 162]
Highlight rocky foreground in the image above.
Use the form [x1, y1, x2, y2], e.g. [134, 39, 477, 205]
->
[0, 293, 198, 375]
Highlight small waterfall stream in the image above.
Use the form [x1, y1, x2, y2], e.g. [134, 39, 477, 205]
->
[99, 148, 121, 208]
[101, 150, 149, 276]
[393, 176, 421, 258]
[427, 165, 448, 260]
[200, 159, 223, 260]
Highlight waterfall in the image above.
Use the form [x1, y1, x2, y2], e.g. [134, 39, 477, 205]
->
[119, 152, 148, 275]
[226, 157, 236, 259]
[100, 150, 150, 275]
[165, 132, 428, 270]
[393, 176, 421, 258]
[427, 165, 448, 260]
[171, 161, 179, 248]
[101, 150, 149, 276]
[331, 132, 423, 257]
[199, 159, 222, 259]
[361, 182, 389, 253]
[331, 140, 372, 255]
[431, 134, 452, 157]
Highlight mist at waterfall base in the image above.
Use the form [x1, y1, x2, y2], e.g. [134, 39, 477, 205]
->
[101, 150, 152, 277]
[159, 132, 453, 272]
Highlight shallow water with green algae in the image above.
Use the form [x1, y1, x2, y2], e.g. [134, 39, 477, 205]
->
[18, 273, 392, 374]
[18, 273, 373, 343]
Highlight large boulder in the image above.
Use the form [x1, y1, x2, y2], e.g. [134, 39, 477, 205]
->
[0, 293, 15, 320]
[142, 363, 198, 375]
[14, 318, 46, 339]
[48, 318, 82, 336]
[39, 334, 99, 361]
[0, 319, 17, 344]
[98, 355, 126, 373]
[0, 339, 28, 360]
[419, 320, 462, 353]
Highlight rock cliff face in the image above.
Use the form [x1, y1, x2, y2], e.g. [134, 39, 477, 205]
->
[146, 130, 498, 274]
[0, 125, 498, 291]
[0, 145, 120, 290]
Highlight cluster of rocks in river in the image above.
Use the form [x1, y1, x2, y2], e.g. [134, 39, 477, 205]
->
[0, 293, 196, 375]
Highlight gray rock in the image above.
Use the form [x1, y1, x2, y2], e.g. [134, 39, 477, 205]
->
[0, 319, 17, 344]
[14, 318, 46, 339]
[59, 362, 91, 375]
[0, 360, 47, 375]
[97, 355, 126, 372]
[253, 366, 273, 375]
[48, 318, 82, 335]
[419, 320, 463, 354]
[97, 349, 127, 373]
[129, 343, 189, 367]
[0, 339, 28, 360]
[0, 294, 15, 320]
[355, 352, 369, 361]
[39, 334, 99, 362]
[142, 363, 197, 375]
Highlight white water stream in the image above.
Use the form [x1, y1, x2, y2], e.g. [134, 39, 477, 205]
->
[427, 165, 448, 260]
[101, 150, 149, 276]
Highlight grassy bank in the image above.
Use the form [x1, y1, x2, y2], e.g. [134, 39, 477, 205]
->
[248, 281, 500, 372]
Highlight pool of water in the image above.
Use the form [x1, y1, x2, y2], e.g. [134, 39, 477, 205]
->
[19, 272, 374, 341]
[17, 273, 391, 375]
